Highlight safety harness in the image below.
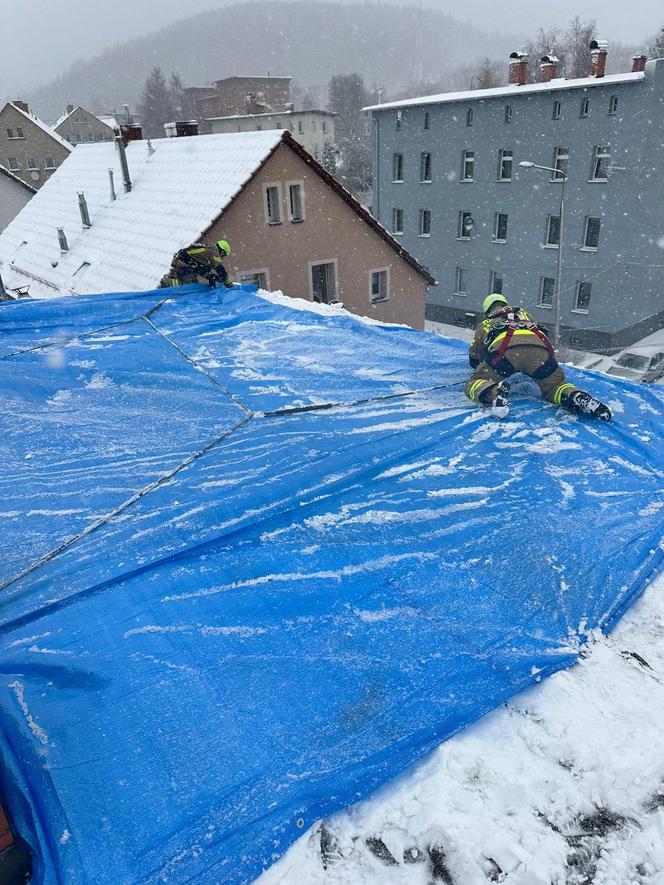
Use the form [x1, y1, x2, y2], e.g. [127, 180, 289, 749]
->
[484, 308, 557, 377]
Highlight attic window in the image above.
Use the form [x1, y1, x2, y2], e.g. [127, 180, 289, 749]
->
[72, 261, 91, 277]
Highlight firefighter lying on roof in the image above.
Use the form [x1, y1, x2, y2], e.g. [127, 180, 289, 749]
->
[466, 294, 612, 421]
[159, 240, 232, 289]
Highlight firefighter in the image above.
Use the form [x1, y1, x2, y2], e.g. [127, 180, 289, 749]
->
[465, 294, 612, 421]
[159, 240, 232, 289]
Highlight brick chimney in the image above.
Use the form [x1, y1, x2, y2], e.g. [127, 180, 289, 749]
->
[539, 54, 560, 83]
[509, 51, 529, 86]
[589, 39, 609, 78]
[66, 103, 74, 115]
[632, 54, 648, 73]
[13, 100, 29, 113]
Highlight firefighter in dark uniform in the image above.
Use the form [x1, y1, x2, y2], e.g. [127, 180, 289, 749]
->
[466, 294, 611, 421]
[159, 240, 232, 289]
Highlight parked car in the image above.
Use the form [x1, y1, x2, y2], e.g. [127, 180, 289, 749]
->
[573, 329, 664, 383]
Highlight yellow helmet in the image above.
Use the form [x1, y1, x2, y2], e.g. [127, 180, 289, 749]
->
[483, 293, 508, 314]
[216, 239, 231, 257]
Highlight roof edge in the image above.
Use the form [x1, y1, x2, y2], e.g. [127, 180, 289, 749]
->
[0, 164, 37, 193]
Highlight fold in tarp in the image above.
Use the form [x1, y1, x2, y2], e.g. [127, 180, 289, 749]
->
[0, 286, 662, 884]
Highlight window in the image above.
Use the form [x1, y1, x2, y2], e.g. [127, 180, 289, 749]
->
[552, 100, 561, 120]
[419, 209, 431, 237]
[392, 152, 404, 182]
[580, 97, 590, 117]
[552, 146, 568, 180]
[609, 95, 618, 115]
[26, 156, 37, 169]
[419, 152, 432, 182]
[489, 270, 504, 294]
[392, 208, 404, 234]
[545, 215, 561, 247]
[239, 269, 269, 289]
[7, 157, 19, 171]
[310, 260, 337, 304]
[370, 269, 389, 303]
[298, 121, 303, 133]
[395, 111, 402, 130]
[256, 124, 263, 131]
[264, 183, 282, 224]
[424, 112, 430, 129]
[466, 108, 473, 126]
[582, 216, 601, 249]
[16, 127, 23, 138]
[539, 276, 555, 307]
[498, 149, 513, 181]
[504, 105, 512, 124]
[574, 281, 592, 312]
[322, 121, 327, 133]
[461, 150, 475, 181]
[494, 212, 508, 242]
[6, 128, 12, 138]
[287, 182, 305, 222]
[44, 156, 55, 169]
[455, 267, 468, 294]
[591, 145, 610, 180]
[458, 211, 473, 239]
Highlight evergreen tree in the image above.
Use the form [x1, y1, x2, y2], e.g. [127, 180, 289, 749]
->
[169, 71, 185, 120]
[328, 73, 371, 197]
[321, 142, 337, 175]
[138, 67, 178, 138]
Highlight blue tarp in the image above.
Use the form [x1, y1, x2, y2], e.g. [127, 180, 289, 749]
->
[0, 285, 662, 884]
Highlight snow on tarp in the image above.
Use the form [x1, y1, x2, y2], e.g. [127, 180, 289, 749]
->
[0, 285, 662, 884]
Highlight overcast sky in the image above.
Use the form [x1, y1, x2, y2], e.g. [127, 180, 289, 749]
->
[3, 0, 662, 95]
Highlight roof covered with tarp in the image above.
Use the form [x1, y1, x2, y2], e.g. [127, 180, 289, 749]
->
[0, 285, 662, 884]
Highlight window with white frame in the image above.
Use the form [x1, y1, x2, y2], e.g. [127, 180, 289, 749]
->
[6, 128, 13, 139]
[458, 211, 473, 239]
[238, 269, 269, 289]
[264, 183, 282, 224]
[392, 207, 404, 234]
[370, 269, 389, 303]
[16, 127, 23, 138]
[7, 157, 19, 171]
[26, 156, 37, 169]
[461, 150, 474, 181]
[298, 121, 304, 133]
[455, 266, 468, 294]
[322, 121, 327, 133]
[395, 110, 402, 130]
[44, 156, 55, 169]
[545, 214, 561, 246]
[392, 152, 404, 182]
[287, 182, 305, 222]
[466, 108, 473, 126]
[574, 281, 592, 311]
[591, 145, 610, 180]
[608, 95, 618, 115]
[580, 97, 590, 117]
[498, 148, 513, 181]
[494, 212, 508, 242]
[539, 276, 555, 307]
[420, 152, 432, 182]
[310, 260, 338, 304]
[424, 112, 430, 129]
[582, 216, 601, 249]
[552, 100, 561, 120]
[489, 270, 504, 294]
[552, 146, 568, 179]
[504, 105, 512, 124]
[419, 209, 431, 236]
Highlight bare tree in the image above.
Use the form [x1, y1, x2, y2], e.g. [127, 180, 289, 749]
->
[649, 24, 664, 58]
[328, 73, 372, 197]
[564, 16, 596, 78]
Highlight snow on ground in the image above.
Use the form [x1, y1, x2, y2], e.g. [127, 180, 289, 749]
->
[260, 571, 664, 885]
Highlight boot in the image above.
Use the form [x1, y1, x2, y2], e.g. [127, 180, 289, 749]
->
[491, 380, 510, 419]
[564, 389, 612, 422]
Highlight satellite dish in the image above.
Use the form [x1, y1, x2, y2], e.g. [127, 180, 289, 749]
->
[29, 170, 40, 181]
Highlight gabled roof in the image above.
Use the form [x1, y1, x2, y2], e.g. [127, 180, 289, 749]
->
[364, 70, 646, 112]
[5, 102, 73, 151]
[0, 130, 434, 298]
[54, 106, 117, 131]
[0, 164, 37, 194]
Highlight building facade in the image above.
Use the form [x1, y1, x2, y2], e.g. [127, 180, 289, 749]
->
[204, 110, 336, 160]
[184, 76, 292, 119]
[366, 52, 664, 350]
[0, 165, 35, 232]
[0, 102, 71, 190]
[54, 106, 117, 146]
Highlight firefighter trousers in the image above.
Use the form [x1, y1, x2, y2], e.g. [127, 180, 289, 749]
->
[465, 345, 579, 406]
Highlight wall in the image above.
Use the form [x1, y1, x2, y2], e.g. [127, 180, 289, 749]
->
[206, 112, 336, 159]
[0, 105, 71, 190]
[0, 171, 33, 232]
[208, 142, 426, 327]
[370, 59, 664, 349]
[197, 78, 291, 118]
[55, 108, 115, 146]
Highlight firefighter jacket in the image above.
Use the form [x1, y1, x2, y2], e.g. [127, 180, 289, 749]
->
[468, 306, 553, 369]
[159, 244, 229, 288]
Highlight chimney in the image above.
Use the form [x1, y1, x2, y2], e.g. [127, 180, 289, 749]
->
[539, 54, 560, 83]
[632, 54, 648, 73]
[66, 103, 74, 115]
[509, 51, 529, 86]
[115, 135, 132, 193]
[108, 168, 116, 201]
[13, 100, 29, 113]
[77, 193, 92, 228]
[589, 39, 609, 78]
[119, 124, 143, 143]
[57, 228, 69, 252]
[0, 270, 6, 298]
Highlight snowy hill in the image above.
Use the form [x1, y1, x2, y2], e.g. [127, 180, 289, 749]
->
[0, 284, 662, 884]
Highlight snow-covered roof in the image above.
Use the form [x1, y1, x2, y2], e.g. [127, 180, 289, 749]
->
[53, 107, 118, 131]
[0, 130, 284, 297]
[364, 71, 646, 112]
[205, 109, 336, 121]
[96, 114, 118, 129]
[7, 102, 73, 151]
[0, 164, 36, 194]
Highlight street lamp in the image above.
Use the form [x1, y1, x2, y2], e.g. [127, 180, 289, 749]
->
[519, 160, 567, 349]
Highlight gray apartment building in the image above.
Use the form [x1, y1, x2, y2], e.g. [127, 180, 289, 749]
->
[366, 48, 664, 350]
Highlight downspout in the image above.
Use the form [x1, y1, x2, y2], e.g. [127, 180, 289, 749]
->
[373, 113, 380, 220]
